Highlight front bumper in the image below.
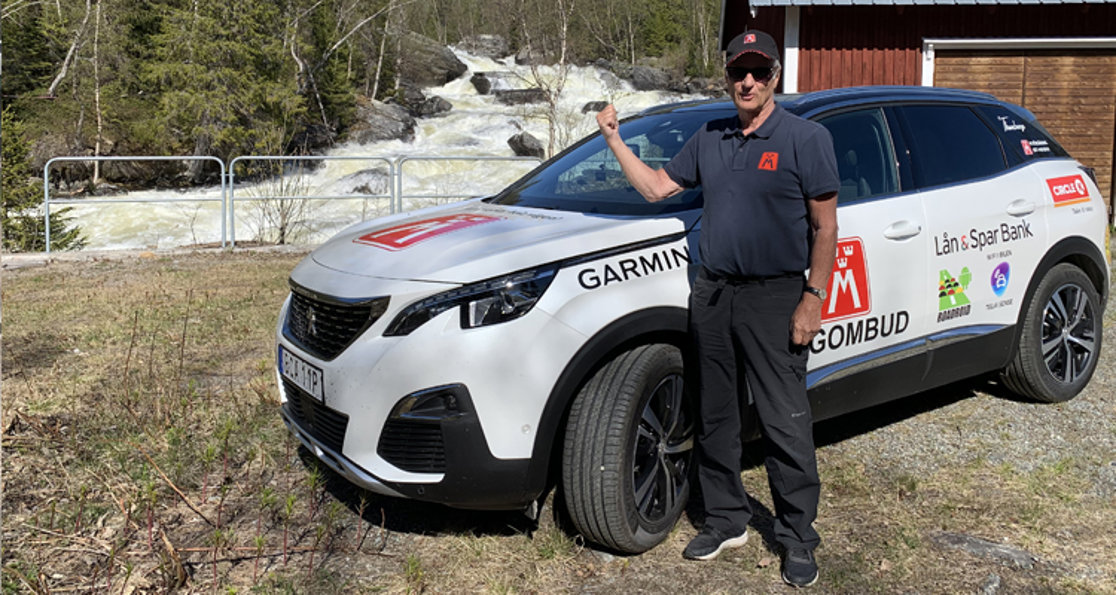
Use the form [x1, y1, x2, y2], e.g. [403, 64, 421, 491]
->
[279, 374, 542, 510]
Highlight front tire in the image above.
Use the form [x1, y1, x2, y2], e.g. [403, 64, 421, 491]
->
[1001, 263, 1102, 402]
[561, 344, 694, 553]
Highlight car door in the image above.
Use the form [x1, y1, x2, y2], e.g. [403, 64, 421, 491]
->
[807, 106, 929, 417]
[892, 103, 1048, 381]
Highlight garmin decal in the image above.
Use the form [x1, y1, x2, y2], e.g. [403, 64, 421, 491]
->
[354, 214, 502, 251]
[577, 245, 691, 290]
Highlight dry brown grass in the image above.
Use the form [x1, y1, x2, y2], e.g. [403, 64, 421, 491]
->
[2, 250, 1114, 593]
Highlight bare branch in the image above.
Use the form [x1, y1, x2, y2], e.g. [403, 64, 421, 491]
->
[46, 0, 93, 98]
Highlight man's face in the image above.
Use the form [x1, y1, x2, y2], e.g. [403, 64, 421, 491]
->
[725, 54, 779, 116]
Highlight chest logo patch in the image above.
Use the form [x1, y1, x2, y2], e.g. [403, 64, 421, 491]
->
[758, 152, 779, 171]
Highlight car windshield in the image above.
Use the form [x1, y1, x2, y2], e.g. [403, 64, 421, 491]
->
[487, 110, 716, 215]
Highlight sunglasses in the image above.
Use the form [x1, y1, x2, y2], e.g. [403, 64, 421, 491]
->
[726, 66, 774, 82]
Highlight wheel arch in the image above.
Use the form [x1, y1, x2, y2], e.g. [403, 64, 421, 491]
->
[521, 306, 690, 500]
[1005, 236, 1109, 365]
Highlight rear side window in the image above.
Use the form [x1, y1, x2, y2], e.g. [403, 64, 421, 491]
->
[975, 104, 1071, 164]
[896, 105, 1007, 189]
[816, 108, 899, 204]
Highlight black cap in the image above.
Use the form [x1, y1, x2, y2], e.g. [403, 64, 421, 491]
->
[725, 30, 780, 66]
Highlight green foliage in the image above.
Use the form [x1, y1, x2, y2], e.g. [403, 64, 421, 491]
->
[1, 107, 86, 251]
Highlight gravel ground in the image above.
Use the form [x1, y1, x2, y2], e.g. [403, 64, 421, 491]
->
[814, 271, 1116, 499]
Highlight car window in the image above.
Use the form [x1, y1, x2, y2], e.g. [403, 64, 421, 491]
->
[895, 105, 1007, 189]
[975, 104, 1071, 165]
[488, 111, 713, 216]
[816, 108, 899, 204]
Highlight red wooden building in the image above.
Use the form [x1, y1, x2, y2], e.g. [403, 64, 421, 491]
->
[722, 0, 1116, 221]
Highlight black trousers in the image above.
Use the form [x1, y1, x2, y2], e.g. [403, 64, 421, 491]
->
[690, 270, 821, 551]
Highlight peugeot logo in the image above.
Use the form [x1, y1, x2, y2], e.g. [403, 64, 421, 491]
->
[306, 306, 319, 338]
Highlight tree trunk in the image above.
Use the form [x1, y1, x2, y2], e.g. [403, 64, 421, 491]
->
[47, 0, 93, 98]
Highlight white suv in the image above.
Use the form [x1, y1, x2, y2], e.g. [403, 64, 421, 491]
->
[276, 86, 1110, 554]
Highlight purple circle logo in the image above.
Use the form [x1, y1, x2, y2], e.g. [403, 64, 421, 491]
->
[991, 262, 1010, 297]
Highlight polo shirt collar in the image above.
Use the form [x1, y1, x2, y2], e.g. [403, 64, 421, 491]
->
[726, 102, 786, 140]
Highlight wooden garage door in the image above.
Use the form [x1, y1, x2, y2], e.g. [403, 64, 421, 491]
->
[935, 49, 1116, 220]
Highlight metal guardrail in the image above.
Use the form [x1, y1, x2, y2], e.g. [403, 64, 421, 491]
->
[40, 154, 543, 253]
[228, 155, 395, 247]
[44, 156, 228, 252]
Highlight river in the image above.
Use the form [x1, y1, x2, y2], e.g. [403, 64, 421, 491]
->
[63, 50, 704, 251]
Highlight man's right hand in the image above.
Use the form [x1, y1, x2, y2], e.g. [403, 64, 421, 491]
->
[596, 104, 619, 142]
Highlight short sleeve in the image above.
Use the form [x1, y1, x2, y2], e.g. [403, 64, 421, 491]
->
[663, 130, 701, 189]
[799, 126, 840, 200]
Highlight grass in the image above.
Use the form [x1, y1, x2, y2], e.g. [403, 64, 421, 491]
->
[2, 249, 1115, 593]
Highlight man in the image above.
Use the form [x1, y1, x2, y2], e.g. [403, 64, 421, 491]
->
[595, 30, 838, 588]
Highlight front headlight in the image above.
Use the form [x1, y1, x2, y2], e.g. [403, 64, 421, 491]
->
[384, 266, 558, 336]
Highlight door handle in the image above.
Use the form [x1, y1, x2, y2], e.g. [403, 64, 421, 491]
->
[1006, 199, 1036, 217]
[883, 220, 922, 240]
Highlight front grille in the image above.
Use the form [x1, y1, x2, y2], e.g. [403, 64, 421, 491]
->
[282, 378, 348, 454]
[377, 419, 446, 473]
[284, 283, 388, 360]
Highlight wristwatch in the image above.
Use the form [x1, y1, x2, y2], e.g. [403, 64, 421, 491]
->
[804, 286, 827, 301]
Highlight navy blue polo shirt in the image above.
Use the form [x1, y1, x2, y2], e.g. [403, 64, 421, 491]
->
[664, 104, 839, 277]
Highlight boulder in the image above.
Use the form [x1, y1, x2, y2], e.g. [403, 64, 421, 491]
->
[507, 132, 545, 159]
[286, 123, 335, 154]
[471, 73, 493, 95]
[458, 34, 510, 60]
[396, 31, 468, 88]
[348, 96, 416, 144]
[630, 65, 672, 91]
[582, 101, 609, 114]
[495, 89, 549, 105]
[416, 96, 453, 117]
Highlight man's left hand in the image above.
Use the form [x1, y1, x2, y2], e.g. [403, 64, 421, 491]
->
[791, 295, 823, 346]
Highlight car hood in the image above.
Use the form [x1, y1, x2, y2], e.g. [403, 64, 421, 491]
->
[309, 201, 700, 284]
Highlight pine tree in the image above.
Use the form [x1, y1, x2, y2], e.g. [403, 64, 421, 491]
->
[1, 107, 86, 252]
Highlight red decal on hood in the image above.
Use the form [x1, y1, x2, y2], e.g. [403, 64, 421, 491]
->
[354, 214, 501, 251]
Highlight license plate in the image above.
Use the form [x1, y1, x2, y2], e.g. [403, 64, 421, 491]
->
[279, 346, 324, 402]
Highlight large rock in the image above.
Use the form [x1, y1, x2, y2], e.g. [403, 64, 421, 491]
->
[630, 65, 672, 91]
[507, 132, 545, 159]
[495, 89, 549, 105]
[470, 73, 493, 95]
[394, 86, 453, 118]
[396, 31, 468, 88]
[582, 101, 608, 114]
[286, 123, 335, 154]
[348, 96, 416, 144]
[458, 34, 510, 60]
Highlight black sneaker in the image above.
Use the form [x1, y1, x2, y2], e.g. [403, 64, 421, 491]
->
[682, 527, 748, 561]
[781, 547, 819, 588]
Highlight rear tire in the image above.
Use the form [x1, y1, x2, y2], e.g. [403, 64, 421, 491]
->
[1001, 263, 1102, 402]
[561, 344, 694, 554]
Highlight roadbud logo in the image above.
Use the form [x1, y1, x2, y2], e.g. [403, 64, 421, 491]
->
[1046, 174, 1089, 207]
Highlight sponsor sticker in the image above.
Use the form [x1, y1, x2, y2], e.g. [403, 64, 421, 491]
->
[934, 220, 1033, 256]
[822, 238, 871, 322]
[1046, 174, 1090, 207]
[1021, 140, 1033, 156]
[937, 267, 972, 322]
[354, 214, 501, 251]
[991, 262, 1010, 297]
